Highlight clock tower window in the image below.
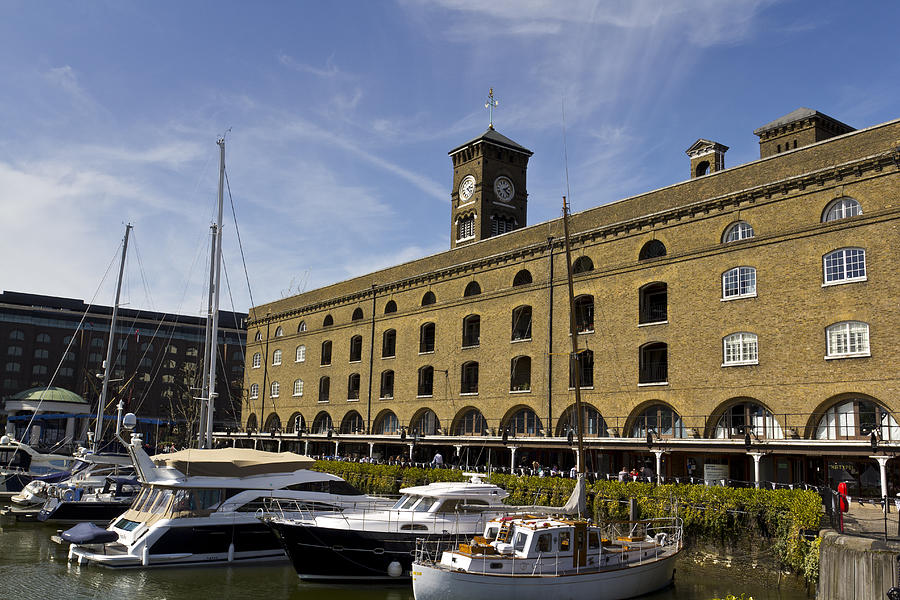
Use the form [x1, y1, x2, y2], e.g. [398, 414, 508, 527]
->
[458, 215, 476, 241]
[491, 214, 516, 236]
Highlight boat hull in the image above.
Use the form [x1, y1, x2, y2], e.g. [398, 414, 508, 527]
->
[38, 500, 132, 524]
[267, 520, 455, 580]
[411, 553, 678, 600]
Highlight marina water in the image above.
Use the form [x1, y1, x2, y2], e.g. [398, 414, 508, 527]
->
[1, 521, 811, 600]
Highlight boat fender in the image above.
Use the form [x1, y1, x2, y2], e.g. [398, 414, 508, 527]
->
[654, 532, 667, 546]
[62, 489, 75, 502]
[141, 545, 149, 566]
[228, 543, 235, 562]
[387, 561, 403, 578]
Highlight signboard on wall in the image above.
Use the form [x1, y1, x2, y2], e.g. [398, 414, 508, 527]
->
[704, 463, 729, 485]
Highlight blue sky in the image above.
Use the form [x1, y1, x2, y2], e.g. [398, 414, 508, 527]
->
[1, 0, 897, 318]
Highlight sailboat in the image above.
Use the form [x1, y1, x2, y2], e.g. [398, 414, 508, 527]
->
[410, 198, 683, 600]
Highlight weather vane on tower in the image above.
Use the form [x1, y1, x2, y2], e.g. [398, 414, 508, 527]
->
[485, 88, 499, 130]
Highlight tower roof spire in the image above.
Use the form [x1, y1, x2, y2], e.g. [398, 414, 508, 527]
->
[485, 87, 499, 130]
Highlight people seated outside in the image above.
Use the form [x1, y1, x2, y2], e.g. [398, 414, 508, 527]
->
[618, 466, 629, 482]
[629, 467, 640, 481]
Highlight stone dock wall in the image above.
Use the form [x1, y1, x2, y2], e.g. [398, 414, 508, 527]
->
[818, 529, 900, 600]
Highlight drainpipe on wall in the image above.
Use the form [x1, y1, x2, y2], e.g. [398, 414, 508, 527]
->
[547, 236, 554, 436]
[366, 284, 377, 434]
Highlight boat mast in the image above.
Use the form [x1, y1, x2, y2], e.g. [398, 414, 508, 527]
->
[94, 223, 132, 453]
[561, 197, 586, 475]
[202, 137, 226, 449]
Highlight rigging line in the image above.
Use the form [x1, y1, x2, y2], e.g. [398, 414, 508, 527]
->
[562, 96, 571, 205]
[224, 167, 258, 323]
[6, 240, 121, 471]
[221, 253, 245, 364]
[131, 229, 156, 312]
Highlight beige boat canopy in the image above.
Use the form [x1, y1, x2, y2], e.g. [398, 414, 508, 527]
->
[149, 448, 315, 478]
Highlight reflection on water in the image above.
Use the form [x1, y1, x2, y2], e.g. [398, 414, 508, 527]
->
[0, 520, 810, 600]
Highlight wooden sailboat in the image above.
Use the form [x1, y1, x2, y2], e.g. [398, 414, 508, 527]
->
[410, 198, 683, 600]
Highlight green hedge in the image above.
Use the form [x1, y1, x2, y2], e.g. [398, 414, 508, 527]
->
[313, 462, 822, 583]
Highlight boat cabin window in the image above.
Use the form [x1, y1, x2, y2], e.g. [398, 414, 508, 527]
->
[286, 480, 363, 496]
[114, 518, 141, 531]
[391, 495, 410, 510]
[589, 531, 600, 549]
[414, 498, 440, 512]
[536, 532, 552, 553]
[398, 495, 420, 510]
[171, 488, 224, 514]
[149, 489, 173, 514]
[559, 530, 570, 551]
[484, 526, 499, 540]
[131, 486, 153, 511]
[513, 532, 528, 552]
[400, 523, 429, 531]
[0, 449, 30, 469]
[437, 499, 489, 513]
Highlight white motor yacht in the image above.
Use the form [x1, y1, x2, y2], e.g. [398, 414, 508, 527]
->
[262, 473, 510, 580]
[65, 428, 386, 568]
[0, 435, 75, 495]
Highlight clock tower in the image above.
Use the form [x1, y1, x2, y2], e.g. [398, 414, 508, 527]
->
[448, 127, 533, 249]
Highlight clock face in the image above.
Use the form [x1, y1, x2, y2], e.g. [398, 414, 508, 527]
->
[494, 176, 514, 202]
[459, 175, 476, 202]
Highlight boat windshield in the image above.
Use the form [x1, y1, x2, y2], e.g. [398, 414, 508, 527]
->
[148, 489, 173, 514]
[413, 498, 440, 512]
[130, 486, 153, 511]
[391, 495, 409, 510]
[513, 531, 528, 552]
[397, 495, 420, 510]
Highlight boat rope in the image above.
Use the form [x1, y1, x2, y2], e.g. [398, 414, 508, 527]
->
[224, 167, 258, 323]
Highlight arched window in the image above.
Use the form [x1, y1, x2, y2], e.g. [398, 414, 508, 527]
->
[382, 329, 396, 358]
[349, 335, 363, 362]
[556, 404, 606, 437]
[454, 408, 487, 436]
[252, 352, 261, 368]
[639, 282, 667, 324]
[293, 379, 304, 397]
[320, 340, 332, 365]
[826, 321, 870, 358]
[380, 370, 394, 399]
[639, 343, 667, 384]
[490, 213, 515, 236]
[412, 409, 440, 435]
[823, 197, 862, 222]
[639, 240, 666, 260]
[816, 398, 899, 440]
[695, 160, 710, 177]
[272, 349, 282, 365]
[513, 269, 532, 286]
[419, 322, 435, 353]
[7, 347, 21, 356]
[510, 356, 531, 392]
[254, 331, 262, 341]
[270, 381, 280, 397]
[568, 349, 593, 388]
[34, 349, 48, 359]
[94, 339, 106, 348]
[287, 413, 305, 433]
[461, 361, 479, 394]
[264, 413, 281, 432]
[574, 295, 594, 333]
[318, 377, 330, 403]
[506, 407, 542, 437]
[630, 404, 686, 438]
[464, 281, 481, 297]
[384, 300, 397, 314]
[417, 366, 434, 397]
[295, 345, 306, 362]
[298, 321, 307, 333]
[36, 333, 51, 343]
[352, 308, 364, 321]
[421, 291, 436, 306]
[312, 412, 332, 434]
[457, 215, 475, 241]
[323, 314, 334, 327]
[722, 266, 757, 299]
[5, 362, 20, 373]
[723, 333, 759, 366]
[722, 221, 754, 243]
[9, 330, 24, 341]
[245, 413, 258, 431]
[572, 256, 593, 274]
[274, 326, 284, 337]
[715, 402, 783, 439]
[375, 411, 399, 435]
[341, 411, 364, 434]
[511, 305, 532, 341]
[462, 314, 480, 347]
[347, 373, 361, 400]
[824, 248, 866, 284]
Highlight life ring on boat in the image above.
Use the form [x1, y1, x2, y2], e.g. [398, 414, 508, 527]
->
[62, 489, 75, 502]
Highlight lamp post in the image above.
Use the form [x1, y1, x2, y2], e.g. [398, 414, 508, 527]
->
[743, 427, 764, 489]
[646, 429, 666, 485]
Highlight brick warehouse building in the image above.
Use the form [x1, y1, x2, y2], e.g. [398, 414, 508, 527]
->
[1, 291, 247, 447]
[233, 108, 900, 496]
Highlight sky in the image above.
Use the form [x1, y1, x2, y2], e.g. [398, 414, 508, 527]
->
[1, 0, 898, 320]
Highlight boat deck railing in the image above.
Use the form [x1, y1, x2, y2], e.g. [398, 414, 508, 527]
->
[258, 496, 393, 523]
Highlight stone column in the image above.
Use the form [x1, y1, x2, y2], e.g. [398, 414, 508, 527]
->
[369, 442, 375, 459]
[277, 439, 282, 452]
[304, 440, 309, 455]
[455, 445, 463, 468]
[653, 450, 665, 485]
[334, 440, 340, 456]
[510, 446, 518, 471]
[408, 443, 415, 461]
[749, 452, 764, 488]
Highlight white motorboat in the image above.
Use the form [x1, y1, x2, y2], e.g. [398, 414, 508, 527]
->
[10, 451, 132, 507]
[64, 427, 387, 568]
[411, 513, 683, 600]
[0, 435, 75, 494]
[262, 473, 510, 580]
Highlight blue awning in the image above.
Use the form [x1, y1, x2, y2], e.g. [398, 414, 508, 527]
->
[7, 413, 172, 425]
